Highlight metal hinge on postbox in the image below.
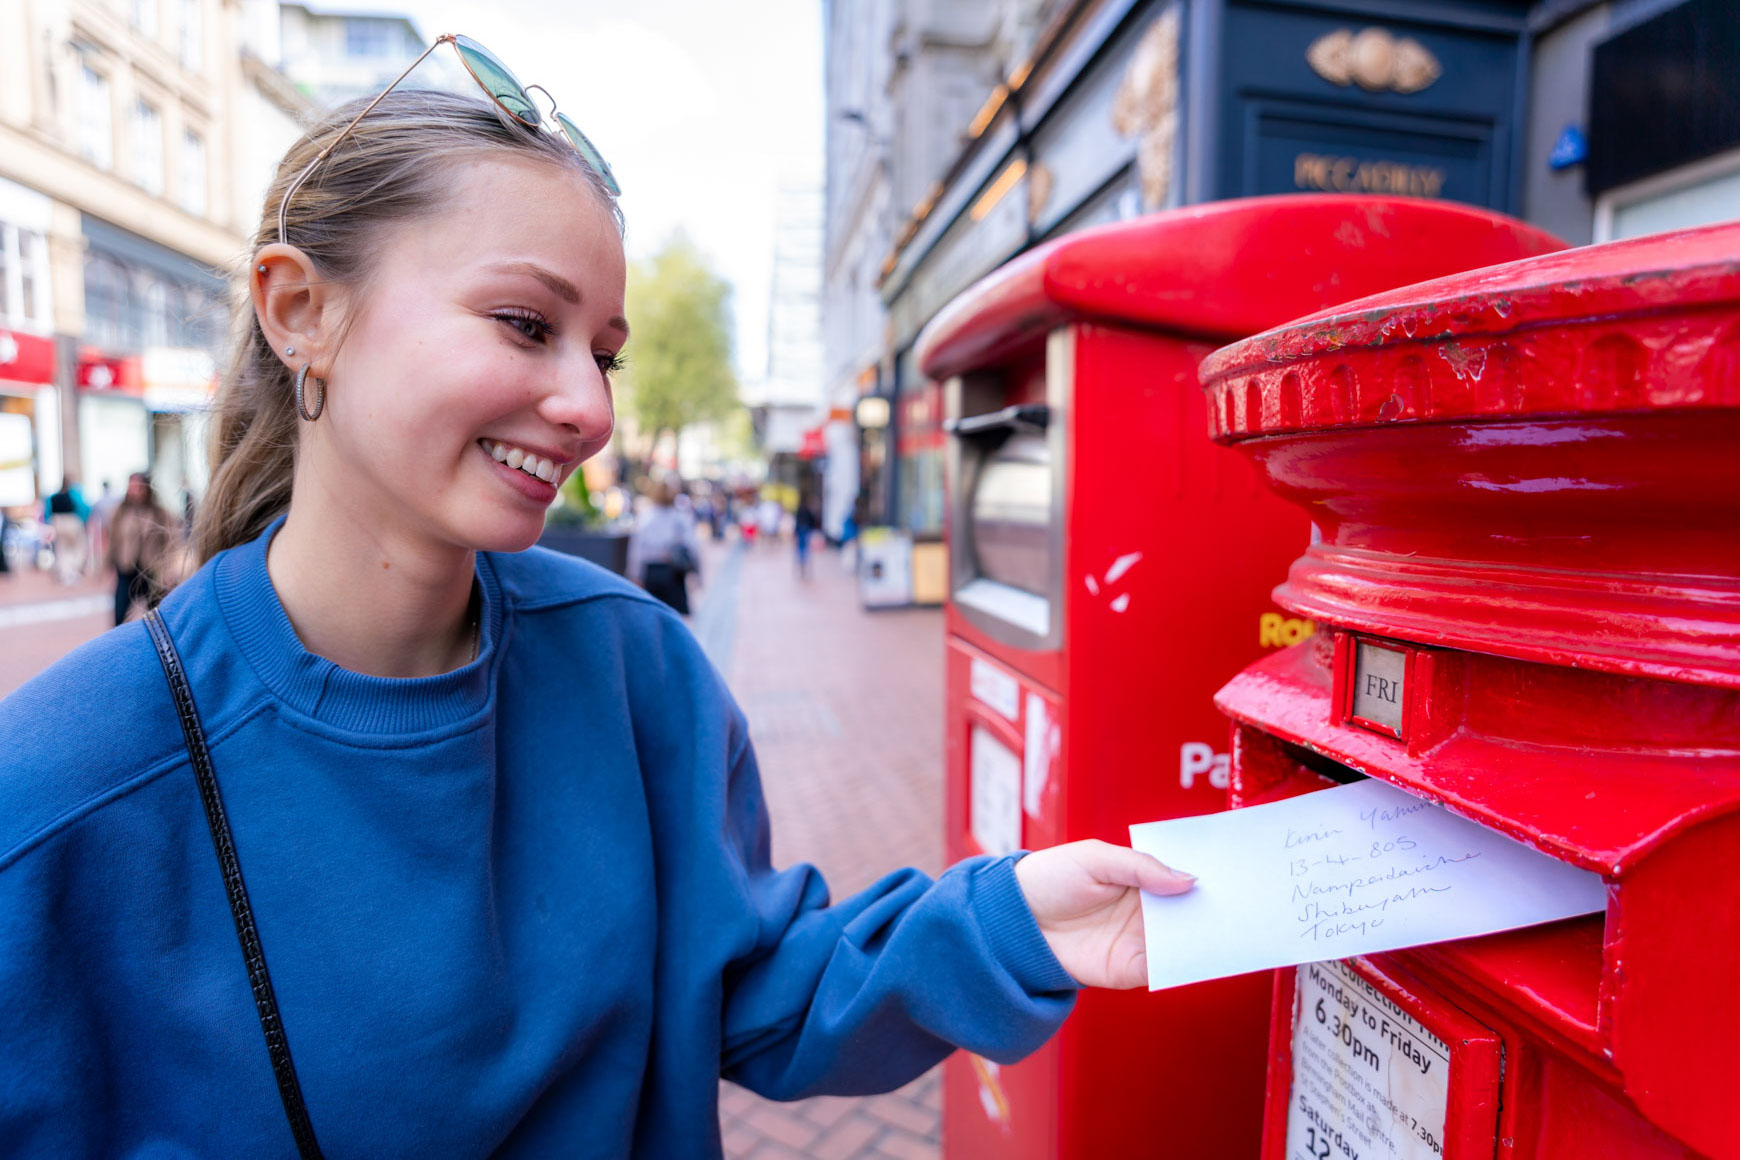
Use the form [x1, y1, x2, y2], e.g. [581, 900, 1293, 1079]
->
[1333, 632, 1418, 742]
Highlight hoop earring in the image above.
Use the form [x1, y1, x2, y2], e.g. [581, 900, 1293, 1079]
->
[294, 363, 326, 422]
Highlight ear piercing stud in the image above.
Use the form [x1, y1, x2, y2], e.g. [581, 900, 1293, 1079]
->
[285, 346, 295, 356]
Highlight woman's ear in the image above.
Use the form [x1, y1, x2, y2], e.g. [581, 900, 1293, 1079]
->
[251, 244, 340, 376]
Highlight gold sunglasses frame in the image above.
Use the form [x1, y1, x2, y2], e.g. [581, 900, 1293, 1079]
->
[275, 33, 617, 247]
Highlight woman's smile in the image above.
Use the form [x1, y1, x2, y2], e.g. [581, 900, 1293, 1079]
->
[478, 438, 562, 501]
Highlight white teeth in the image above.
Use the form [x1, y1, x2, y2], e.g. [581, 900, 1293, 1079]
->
[484, 439, 559, 484]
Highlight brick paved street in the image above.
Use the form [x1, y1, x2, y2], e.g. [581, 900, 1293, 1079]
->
[0, 567, 115, 699]
[693, 532, 946, 1160]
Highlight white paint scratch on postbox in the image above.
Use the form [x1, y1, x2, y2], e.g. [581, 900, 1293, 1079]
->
[1104, 551, 1143, 584]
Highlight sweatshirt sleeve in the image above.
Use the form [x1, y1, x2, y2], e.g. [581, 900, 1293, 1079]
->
[715, 734, 1079, 1101]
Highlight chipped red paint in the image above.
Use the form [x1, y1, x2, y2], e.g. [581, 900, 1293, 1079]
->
[1211, 226, 1740, 1160]
[1202, 221, 1740, 439]
[1201, 221, 1740, 689]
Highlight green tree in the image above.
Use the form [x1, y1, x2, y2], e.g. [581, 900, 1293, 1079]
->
[621, 233, 739, 449]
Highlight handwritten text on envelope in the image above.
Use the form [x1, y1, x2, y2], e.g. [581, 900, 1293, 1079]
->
[1128, 779, 1607, 991]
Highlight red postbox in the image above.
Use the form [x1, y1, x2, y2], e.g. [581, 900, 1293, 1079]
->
[912, 196, 1563, 1159]
[1201, 222, 1740, 1159]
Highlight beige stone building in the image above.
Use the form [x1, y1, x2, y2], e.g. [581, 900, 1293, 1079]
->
[0, 0, 309, 517]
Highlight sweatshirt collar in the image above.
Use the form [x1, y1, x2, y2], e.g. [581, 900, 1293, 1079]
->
[215, 516, 503, 735]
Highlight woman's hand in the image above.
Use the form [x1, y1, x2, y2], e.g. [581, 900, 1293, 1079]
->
[1013, 840, 1195, 990]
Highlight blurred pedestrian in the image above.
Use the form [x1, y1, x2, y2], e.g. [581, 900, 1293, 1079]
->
[840, 506, 860, 570]
[0, 79, 1191, 1156]
[793, 496, 818, 579]
[87, 480, 120, 568]
[757, 492, 783, 544]
[0, 506, 11, 576]
[626, 474, 700, 614]
[692, 490, 714, 541]
[738, 495, 759, 545]
[107, 472, 178, 625]
[42, 474, 89, 584]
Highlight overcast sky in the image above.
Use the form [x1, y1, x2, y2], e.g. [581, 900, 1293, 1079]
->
[378, 0, 825, 383]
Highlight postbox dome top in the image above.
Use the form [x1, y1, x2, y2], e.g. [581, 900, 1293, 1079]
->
[913, 195, 1563, 381]
[1201, 219, 1740, 441]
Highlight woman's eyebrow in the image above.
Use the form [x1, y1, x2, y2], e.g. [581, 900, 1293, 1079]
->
[485, 260, 581, 305]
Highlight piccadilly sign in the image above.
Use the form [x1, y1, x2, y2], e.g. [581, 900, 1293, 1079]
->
[1294, 153, 1447, 198]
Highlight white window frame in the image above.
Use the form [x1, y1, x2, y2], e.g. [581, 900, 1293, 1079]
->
[131, 99, 165, 196]
[142, 279, 172, 347]
[131, 0, 159, 38]
[1593, 143, 1740, 242]
[345, 19, 392, 58]
[179, 0, 203, 71]
[178, 127, 207, 217]
[76, 63, 114, 171]
[0, 224, 52, 331]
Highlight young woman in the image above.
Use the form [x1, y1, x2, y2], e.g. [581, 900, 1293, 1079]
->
[106, 471, 180, 625]
[0, 39, 1192, 1159]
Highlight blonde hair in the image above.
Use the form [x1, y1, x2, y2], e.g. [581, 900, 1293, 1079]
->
[193, 88, 621, 563]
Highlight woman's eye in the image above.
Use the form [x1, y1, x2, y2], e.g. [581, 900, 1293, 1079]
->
[494, 311, 553, 344]
[596, 351, 627, 377]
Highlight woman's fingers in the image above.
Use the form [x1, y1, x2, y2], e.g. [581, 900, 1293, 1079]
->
[1073, 839, 1196, 896]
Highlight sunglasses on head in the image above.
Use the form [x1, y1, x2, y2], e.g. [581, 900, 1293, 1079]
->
[276, 34, 620, 246]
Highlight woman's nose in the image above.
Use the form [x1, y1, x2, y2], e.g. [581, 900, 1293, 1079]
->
[539, 355, 615, 444]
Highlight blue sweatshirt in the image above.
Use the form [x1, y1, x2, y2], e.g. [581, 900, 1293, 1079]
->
[0, 518, 1076, 1158]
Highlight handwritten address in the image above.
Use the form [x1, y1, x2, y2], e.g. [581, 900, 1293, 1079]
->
[1285, 802, 1483, 944]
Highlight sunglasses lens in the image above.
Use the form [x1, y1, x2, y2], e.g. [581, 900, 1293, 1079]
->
[556, 113, 622, 197]
[454, 35, 539, 126]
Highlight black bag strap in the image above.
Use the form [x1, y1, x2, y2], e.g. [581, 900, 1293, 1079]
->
[144, 609, 324, 1160]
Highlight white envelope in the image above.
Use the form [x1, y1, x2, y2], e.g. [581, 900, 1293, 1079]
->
[1129, 779, 1608, 991]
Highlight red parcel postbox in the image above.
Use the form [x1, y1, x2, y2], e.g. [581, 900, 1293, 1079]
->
[911, 196, 1563, 1159]
[1201, 222, 1740, 1159]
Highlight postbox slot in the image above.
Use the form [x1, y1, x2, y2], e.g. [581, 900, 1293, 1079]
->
[1229, 725, 1363, 809]
[945, 338, 1066, 651]
[968, 432, 1051, 598]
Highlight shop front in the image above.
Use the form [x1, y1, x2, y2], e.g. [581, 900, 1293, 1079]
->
[77, 351, 149, 493]
[1586, 0, 1740, 241]
[0, 328, 60, 506]
[141, 345, 218, 503]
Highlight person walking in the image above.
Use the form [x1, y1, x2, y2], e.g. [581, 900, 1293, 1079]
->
[793, 496, 818, 580]
[86, 480, 119, 567]
[756, 491, 783, 545]
[0, 72, 1192, 1158]
[625, 474, 700, 614]
[42, 474, 89, 584]
[107, 472, 178, 625]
